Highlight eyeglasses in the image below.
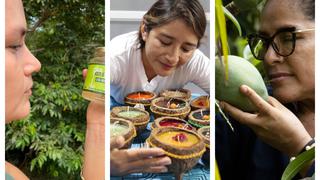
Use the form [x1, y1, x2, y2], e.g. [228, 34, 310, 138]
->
[247, 27, 315, 60]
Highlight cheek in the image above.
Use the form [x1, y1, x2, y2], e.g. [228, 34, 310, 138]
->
[145, 42, 163, 60]
[291, 50, 315, 85]
[178, 53, 193, 66]
[5, 53, 28, 121]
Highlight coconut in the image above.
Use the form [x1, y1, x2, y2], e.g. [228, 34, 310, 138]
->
[110, 117, 136, 149]
[160, 88, 191, 102]
[151, 116, 195, 131]
[124, 91, 157, 110]
[215, 55, 268, 112]
[188, 108, 210, 129]
[150, 97, 191, 119]
[190, 95, 210, 110]
[111, 106, 150, 134]
[147, 127, 205, 180]
[197, 126, 210, 166]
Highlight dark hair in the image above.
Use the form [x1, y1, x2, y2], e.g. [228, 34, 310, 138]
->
[138, 0, 207, 48]
[300, 0, 314, 20]
[264, 0, 314, 21]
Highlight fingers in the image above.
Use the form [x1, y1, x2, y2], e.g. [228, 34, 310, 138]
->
[126, 156, 171, 174]
[239, 85, 271, 114]
[125, 148, 166, 161]
[110, 148, 171, 176]
[82, 69, 88, 80]
[110, 136, 125, 150]
[219, 101, 257, 125]
[267, 96, 283, 108]
[128, 165, 169, 174]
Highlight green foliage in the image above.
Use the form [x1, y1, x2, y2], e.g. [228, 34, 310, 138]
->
[281, 147, 315, 180]
[5, 0, 104, 179]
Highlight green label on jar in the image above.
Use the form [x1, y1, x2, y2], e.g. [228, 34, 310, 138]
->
[83, 64, 105, 94]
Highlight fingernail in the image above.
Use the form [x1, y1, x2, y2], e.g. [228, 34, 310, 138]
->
[163, 157, 172, 165]
[240, 85, 248, 92]
[116, 136, 125, 144]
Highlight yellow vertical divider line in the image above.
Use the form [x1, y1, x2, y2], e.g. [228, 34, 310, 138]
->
[215, 159, 221, 180]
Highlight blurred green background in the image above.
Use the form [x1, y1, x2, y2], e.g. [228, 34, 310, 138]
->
[5, 0, 104, 179]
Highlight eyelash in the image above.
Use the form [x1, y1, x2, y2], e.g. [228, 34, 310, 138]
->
[160, 40, 171, 46]
[181, 48, 191, 53]
[159, 39, 193, 53]
[9, 44, 22, 51]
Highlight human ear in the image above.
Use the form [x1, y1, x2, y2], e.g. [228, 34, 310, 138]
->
[140, 23, 148, 41]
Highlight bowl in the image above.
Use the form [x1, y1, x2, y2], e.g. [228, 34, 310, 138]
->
[188, 108, 210, 129]
[111, 106, 150, 134]
[110, 117, 136, 149]
[151, 116, 195, 131]
[197, 126, 210, 166]
[150, 97, 191, 119]
[160, 89, 191, 102]
[124, 91, 157, 110]
[147, 127, 205, 180]
[190, 95, 210, 110]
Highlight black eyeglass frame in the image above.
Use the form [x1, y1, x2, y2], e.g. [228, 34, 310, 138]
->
[247, 27, 315, 61]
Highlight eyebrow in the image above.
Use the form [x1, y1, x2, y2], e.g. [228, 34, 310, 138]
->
[159, 33, 197, 47]
[258, 26, 296, 36]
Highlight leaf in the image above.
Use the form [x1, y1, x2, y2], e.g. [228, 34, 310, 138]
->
[215, 0, 229, 80]
[223, 6, 242, 36]
[281, 146, 315, 180]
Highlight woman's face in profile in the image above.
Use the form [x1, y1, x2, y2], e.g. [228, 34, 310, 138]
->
[5, 0, 41, 122]
[260, 0, 315, 103]
[141, 18, 199, 78]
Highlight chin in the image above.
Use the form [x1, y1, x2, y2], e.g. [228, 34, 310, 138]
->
[157, 69, 175, 77]
[273, 90, 297, 104]
[6, 102, 31, 123]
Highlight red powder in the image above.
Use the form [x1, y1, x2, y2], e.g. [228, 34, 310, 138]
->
[159, 120, 192, 130]
[127, 93, 153, 99]
[172, 133, 187, 142]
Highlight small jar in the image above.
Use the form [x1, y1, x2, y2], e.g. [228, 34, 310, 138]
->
[82, 47, 105, 103]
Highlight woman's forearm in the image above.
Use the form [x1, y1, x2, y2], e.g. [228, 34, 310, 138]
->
[83, 124, 105, 180]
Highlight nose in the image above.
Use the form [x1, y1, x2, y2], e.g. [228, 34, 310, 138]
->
[263, 43, 284, 66]
[24, 46, 41, 76]
[166, 46, 180, 64]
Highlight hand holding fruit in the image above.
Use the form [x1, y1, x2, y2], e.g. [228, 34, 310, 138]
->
[219, 85, 312, 157]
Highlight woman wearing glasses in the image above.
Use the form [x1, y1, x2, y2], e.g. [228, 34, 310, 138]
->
[217, 0, 314, 179]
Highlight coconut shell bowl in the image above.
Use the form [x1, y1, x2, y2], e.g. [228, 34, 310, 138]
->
[111, 106, 150, 134]
[110, 117, 136, 149]
[151, 116, 195, 131]
[190, 95, 210, 110]
[188, 108, 210, 129]
[124, 91, 157, 109]
[150, 97, 191, 119]
[197, 126, 210, 166]
[147, 127, 205, 180]
[160, 88, 191, 102]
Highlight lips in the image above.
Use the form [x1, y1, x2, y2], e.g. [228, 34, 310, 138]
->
[24, 83, 33, 95]
[268, 72, 293, 82]
[160, 62, 175, 70]
[24, 89, 32, 96]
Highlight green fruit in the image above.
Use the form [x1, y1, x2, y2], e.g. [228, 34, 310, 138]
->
[215, 55, 268, 112]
